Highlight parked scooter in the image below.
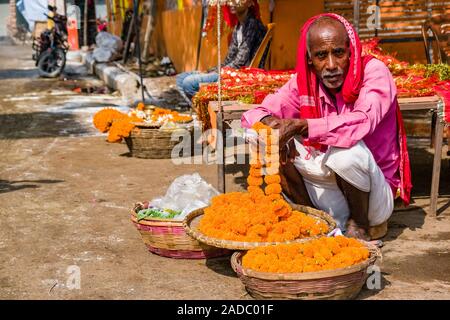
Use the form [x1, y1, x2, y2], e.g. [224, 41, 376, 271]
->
[32, 5, 69, 78]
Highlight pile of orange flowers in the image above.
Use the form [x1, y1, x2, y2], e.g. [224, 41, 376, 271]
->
[93, 108, 143, 143]
[199, 121, 329, 242]
[242, 236, 370, 273]
[198, 192, 329, 242]
[151, 107, 192, 123]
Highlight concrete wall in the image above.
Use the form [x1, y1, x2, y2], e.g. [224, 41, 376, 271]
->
[0, 2, 9, 37]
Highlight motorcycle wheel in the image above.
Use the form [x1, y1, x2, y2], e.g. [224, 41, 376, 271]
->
[37, 48, 66, 78]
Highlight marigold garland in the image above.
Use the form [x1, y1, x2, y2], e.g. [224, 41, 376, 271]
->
[93, 107, 192, 143]
[242, 236, 370, 273]
[93, 108, 127, 133]
[151, 107, 193, 123]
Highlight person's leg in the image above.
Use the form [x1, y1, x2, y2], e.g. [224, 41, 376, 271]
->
[325, 141, 394, 240]
[280, 160, 315, 207]
[182, 72, 218, 99]
[176, 71, 196, 91]
[279, 139, 314, 207]
[176, 71, 197, 106]
[334, 175, 371, 240]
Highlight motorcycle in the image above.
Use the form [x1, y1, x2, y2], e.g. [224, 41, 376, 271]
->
[32, 6, 69, 78]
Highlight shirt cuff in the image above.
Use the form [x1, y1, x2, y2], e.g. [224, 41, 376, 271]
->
[306, 118, 328, 141]
[241, 109, 272, 129]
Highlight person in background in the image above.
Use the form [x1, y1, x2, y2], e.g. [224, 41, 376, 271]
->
[176, 0, 267, 103]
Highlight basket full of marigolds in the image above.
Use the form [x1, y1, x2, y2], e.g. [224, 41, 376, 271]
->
[93, 103, 194, 159]
[231, 236, 380, 300]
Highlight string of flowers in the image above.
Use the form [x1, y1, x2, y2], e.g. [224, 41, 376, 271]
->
[242, 236, 370, 273]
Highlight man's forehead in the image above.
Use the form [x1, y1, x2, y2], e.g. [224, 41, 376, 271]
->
[308, 19, 348, 48]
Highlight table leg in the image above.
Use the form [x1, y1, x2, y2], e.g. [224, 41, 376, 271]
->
[430, 118, 444, 216]
[217, 111, 226, 193]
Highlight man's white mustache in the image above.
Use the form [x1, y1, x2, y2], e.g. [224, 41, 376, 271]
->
[323, 72, 343, 78]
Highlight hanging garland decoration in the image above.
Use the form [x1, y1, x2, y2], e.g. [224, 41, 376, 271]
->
[362, 38, 450, 124]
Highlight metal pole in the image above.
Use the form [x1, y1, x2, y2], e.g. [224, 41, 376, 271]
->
[84, 0, 88, 47]
[216, 1, 225, 193]
[353, 0, 360, 34]
[134, 0, 145, 102]
[142, 0, 155, 62]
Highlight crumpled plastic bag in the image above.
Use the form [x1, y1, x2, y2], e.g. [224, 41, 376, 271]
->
[150, 173, 219, 220]
[93, 31, 123, 63]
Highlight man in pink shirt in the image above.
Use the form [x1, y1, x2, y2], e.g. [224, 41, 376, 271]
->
[241, 14, 412, 241]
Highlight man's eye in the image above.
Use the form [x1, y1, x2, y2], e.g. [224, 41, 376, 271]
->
[334, 49, 345, 56]
[317, 52, 327, 59]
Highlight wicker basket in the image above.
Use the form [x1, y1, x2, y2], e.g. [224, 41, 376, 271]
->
[125, 123, 194, 159]
[183, 205, 337, 251]
[131, 211, 229, 259]
[231, 242, 381, 300]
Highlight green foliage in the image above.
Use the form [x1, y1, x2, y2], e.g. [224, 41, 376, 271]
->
[137, 208, 181, 221]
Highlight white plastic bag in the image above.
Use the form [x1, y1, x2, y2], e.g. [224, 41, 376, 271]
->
[93, 32, 123, 62]
[95, 31, 123, 51]
[150, 173, 219, 220]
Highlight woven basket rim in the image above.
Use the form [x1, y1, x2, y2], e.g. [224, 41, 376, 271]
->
[131, 122, 161, 128]
[183, 205, 337, 250]
[231, 241, 381, 281]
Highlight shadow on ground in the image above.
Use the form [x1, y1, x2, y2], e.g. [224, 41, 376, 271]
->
[0, 112, 92, 139]
[0, 68, 38, 80]
[0, 179, 64, 194]
[205, 255, 237, 278]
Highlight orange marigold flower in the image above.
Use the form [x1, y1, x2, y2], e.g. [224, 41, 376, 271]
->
[265, 183, 282, 195]
[249, 167, 263, 177]
[264, 174, 281, 185]
[267, 194, 282, 201]
[247, 176, 263, 187]
[136, 102, 145, 111]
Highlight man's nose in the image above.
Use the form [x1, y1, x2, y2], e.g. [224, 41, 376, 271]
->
[326, 55, 338, 71]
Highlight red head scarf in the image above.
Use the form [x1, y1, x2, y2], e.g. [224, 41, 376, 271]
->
[296, 13, 373, 119]
[296, 13, 412, 206]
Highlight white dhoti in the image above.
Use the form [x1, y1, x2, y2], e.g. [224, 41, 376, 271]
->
[287, 137, 394, 230]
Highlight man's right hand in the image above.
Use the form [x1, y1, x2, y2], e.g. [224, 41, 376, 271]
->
[260, 116, 308, 149]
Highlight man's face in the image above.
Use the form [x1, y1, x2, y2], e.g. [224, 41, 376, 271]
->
[307, 22, 350, 91]
[229, 0, 251, 15]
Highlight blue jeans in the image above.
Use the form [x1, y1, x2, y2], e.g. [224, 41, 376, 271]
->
[176, 71, 219, 99]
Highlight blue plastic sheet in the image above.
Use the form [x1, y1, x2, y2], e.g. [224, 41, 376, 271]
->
[17, 0, 48, 31]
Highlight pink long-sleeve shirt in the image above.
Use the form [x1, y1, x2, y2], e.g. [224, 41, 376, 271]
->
[241, 58, 401, 191]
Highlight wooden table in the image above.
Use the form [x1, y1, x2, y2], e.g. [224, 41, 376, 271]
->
[210, 96, 445, 216]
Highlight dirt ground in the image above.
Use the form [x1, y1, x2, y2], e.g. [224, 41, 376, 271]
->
[1, 43, 450, 300]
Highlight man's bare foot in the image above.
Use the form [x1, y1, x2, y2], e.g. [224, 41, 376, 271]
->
[345, 219, 371, 241]
[345, 219, 384, 247]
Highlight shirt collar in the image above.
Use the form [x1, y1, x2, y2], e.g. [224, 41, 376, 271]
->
[318, 82, 344, 107]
